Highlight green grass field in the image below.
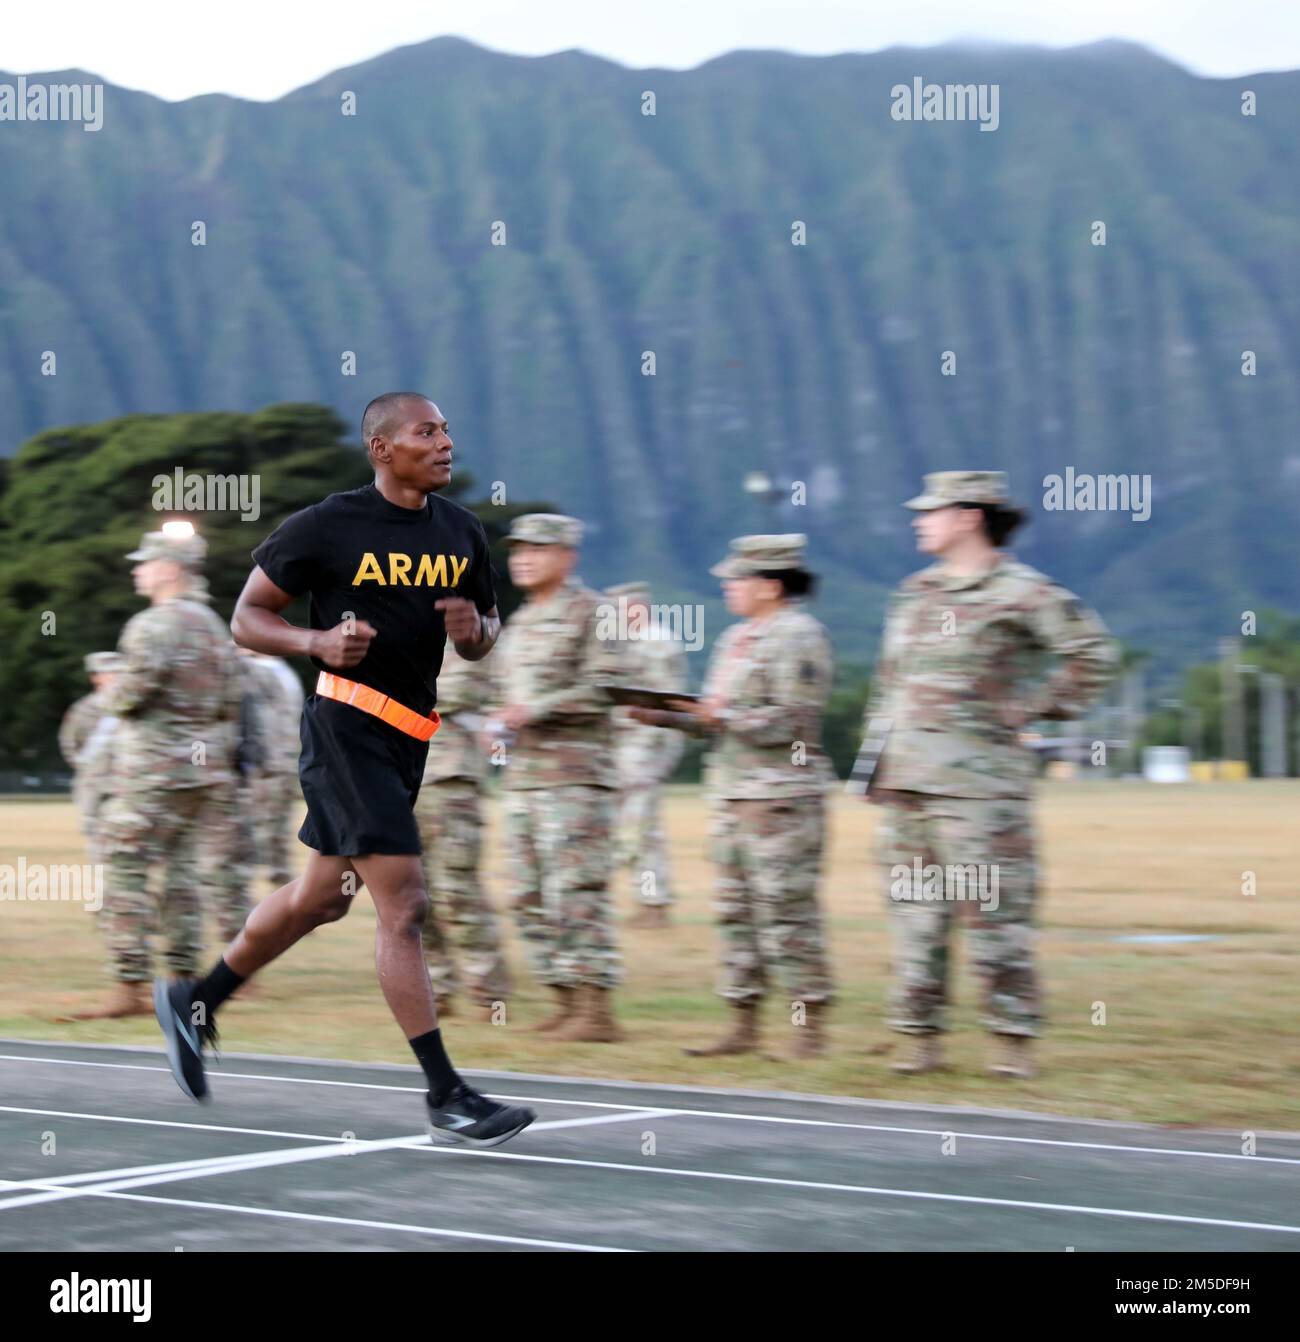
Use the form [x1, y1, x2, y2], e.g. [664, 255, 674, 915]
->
[2, 783, 1297, 1129]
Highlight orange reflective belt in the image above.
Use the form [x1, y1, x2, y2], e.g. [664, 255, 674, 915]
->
[315, 672, 441, 742]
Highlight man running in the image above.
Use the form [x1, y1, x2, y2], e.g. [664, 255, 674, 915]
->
[153, 392, 535, 1148]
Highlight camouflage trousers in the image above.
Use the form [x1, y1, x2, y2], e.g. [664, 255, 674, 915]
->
[709, 794, 833, 1005]
[415, 779, 512, 1004]
[252, 768, 300, 883]
[615, 782, 674, 906]
[100, 781, 249, 982]
[503, 785, 621, 989]
[201, 778, 258, 944]
[874, 789, 1041, 1037]
[77, 791, 111, 867]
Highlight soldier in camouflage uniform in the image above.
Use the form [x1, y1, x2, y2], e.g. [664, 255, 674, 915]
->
[492, 514, 624, 1042]
[863, 472, 1117, 1078]
[415, 638, 512, 1017]
[193, 649, 265, 949]
[72, 529, 244, 1019]
[604, 581, 688, 928]
[631, 535, 836, 1060]
[242, 651, 303, 885]
[59, 651, 124, 864]
[158, 575, 260, 961]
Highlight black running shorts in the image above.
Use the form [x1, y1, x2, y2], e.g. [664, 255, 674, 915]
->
[297, 695, 430, 857]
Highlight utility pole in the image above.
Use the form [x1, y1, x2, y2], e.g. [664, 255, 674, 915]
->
[1219, 638, 1245, 763]
[1260, 672, 1287, 777]
[1123, 666, 1145, 775]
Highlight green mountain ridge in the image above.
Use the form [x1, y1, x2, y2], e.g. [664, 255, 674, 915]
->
[1, 38, 1297, 674]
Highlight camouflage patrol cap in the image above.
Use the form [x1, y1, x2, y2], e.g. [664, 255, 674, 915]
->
[84, 652, 124, 675]
[506, 513, 583, 548]
[605, 581, 651, 603]
[126, 529, 208, 569]
[710, 533, 808, 578]
[904, 471, 1016, 511]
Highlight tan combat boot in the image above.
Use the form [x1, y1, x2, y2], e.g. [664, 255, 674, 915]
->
[990, 1035, 1038, 1079]
[59, 981, 152, 1022]
[773, 1002, 827, 1061]
[533, 985, 577, 1033]
[889, 1034, 946, 1075]
[554, 986, 623, 1043]
[626, 906, 670, 930]
[684, 1001, 760, 1057]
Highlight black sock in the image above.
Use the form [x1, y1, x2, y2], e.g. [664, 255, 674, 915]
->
[410, 1028, 462, 1104]
[192, 958, 245, 1023]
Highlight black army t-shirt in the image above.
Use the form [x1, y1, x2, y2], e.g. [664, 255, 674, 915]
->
[252, 483, 497, 717]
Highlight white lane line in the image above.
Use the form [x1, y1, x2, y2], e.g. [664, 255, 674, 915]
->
[0, 1104, 346, 1144]
[2, 1052, 1295, 1167]
[0, 1108, 674, 1210]
[520, 1109, 674, 1133]
[1, 1104, 1292, 1238]
[7, 1186, 629, 1252]
[0, 1133, 428, 1211]
[0, 1105, 673, 1191]
[409, 1148, 1300, 1237]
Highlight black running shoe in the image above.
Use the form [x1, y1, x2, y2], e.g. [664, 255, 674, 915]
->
[426, 1084, 536, 1148]
[153, 978, 218, 1102]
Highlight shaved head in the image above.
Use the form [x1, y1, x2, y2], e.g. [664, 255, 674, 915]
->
[359, 392, 454, 498]
[361, 391, 434, 449]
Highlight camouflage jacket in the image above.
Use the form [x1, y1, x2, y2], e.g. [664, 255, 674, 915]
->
[613, 631, 689, 786]
[60, 691, 119, 816]
[492, 577, 622, 791]
[58, 690, 109, 767]
[105, 597, 243, 790]
[867, 556, 1117, 799]
[243, 655, 302, 776]
[680, 604, 835, 800]
[422, 640, 499, 786]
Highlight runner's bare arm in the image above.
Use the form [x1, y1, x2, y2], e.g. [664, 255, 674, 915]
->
[436, 598, 500, 662]
[232, 565, 376, 668]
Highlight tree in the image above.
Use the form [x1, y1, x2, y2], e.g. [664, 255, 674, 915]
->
[0, 404, 555, 771]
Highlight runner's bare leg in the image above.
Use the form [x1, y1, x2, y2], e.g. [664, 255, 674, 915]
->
[352, 853, 439, 1037]
[222, 850, 360, 978]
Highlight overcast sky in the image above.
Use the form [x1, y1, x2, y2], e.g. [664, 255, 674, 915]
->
[4, 0, 1297, 100]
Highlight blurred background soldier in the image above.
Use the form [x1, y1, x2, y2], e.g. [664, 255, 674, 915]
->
[604, 581, 688, 928]
[631, 534, 835, 1061]
[188, 648, 265, 970]
[865, 472, 1117, 1079]
[415, 636, 512, 1019]
[493, 514, 624, 1042]
[59, 651, 124, 864]
[241, 650, 303, 886]
[71, 526, 242, 1020]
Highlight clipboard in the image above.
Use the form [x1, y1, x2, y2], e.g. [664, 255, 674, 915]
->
[845, 715, 893, 795]
[604, 685, 700, 710]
